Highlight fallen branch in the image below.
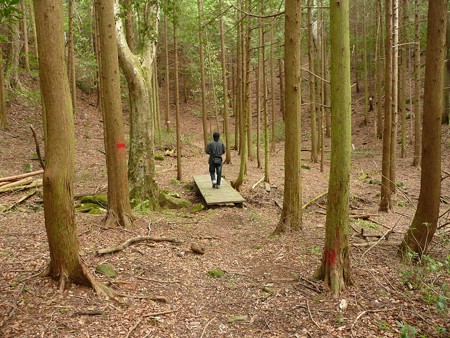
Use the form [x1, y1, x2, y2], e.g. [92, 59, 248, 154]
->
[96, 236, 182, 255]
[126, 318, 143, 338]
[302, 191, 328, 209]
[0, 177, 33, 190]
[351, 308, 396, 336]
[0, 179, 43, 194]
[361, 217, 401, 258]
[251, 176, 264, 190]
[0, 169, 43, 183]
[2, 190, 36, 212]
[115, 293, 167, 302]
[143, 309, 178, 318]
[135, 276, 181, 284]
[306, 300, 321, 329]
[30, 125, 45, 169]
[200, 316, 217, 338]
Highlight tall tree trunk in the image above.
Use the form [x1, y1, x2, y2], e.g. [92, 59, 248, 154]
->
[173, 4, 182, 181]
[124, 0, 135, 52]
[375, 0, 383, 139]
[245, 15, 253, 161]
[205, 34, 221, 132]
[443, 11, 450, 125]
[379, 0, 393, 211]
[274, 0, 302, 234]
[21, 0, 30, 72]
[256, 11, 263, 169]
[390, 0, 399, 193]
[198, 0, 208, 148]
[0, 49, 7, 130]
[67, 0, 76, 115]
[279, 59, 285, 121]
[362, 0, 368, 126]
[96, 0, 133, 227]
[27, 0, 37, 58]
[115, 2, 160, 205]
[412, 0, 421, 167]
[164, 15, 170, 132]
[262, 13, 270, 183]
[319, 0, 325, 172]
[5, 18, 22, 90]
[399, 0, 446, 257]
[269, 22, 276, 154]
[232, 62, 239, 150]
[308, 0, 318, 163]
[220, 0, 231, 164]
[36, 0, 109, 296]
[399, 0, 407, 158]
[314, 0, 352, 296]
[233, 0, 250, 191]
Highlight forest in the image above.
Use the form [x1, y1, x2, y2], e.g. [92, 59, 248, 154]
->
[0, 0, 449, 337]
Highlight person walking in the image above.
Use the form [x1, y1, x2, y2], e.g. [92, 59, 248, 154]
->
[205, 132, 225, 188]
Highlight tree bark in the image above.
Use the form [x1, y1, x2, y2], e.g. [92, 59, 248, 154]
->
[274, 0, 302, 233]
[5, 17, 22, 90]
[20, 0, 30, 72]
[308, 0, 318, 162]
[96, 0, 133, 227]
[389, 0, 399, 194]
[114, 2, 160, 205]
[375, 0, 383, 139]
[173, 4, 182, 181]
[399, 0, 446, 257]
[444, 11, 450, 125]
[164, 14, 170, 132]
[314, 0, 352, 296]
[67, 0, 76, 115]
[362, 0, 368, 126]
[35, 0, 108, 296]
[269, 22, 276, 154]
[412, 0, 421, 167]
[198, 0, 208, 148]
[220, 0, 231, 164]
[379, 0, 393, 211]
[0, 48, 7, 130]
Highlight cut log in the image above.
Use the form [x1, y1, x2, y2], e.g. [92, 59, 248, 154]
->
[0, 177, 33, 190]
[0, 170, 43, 183]
[96, 236, 182, 255]
[0, 179, 43, 193]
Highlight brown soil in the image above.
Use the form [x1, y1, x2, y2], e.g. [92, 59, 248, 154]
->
[0, 79, 449, 337]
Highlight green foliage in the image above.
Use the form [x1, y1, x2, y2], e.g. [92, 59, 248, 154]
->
[400, 251, 450, 314]
[376, 321, 391, 331]
[95, 263, 116, 278]
[191, 203, 205, 213]
[352, 218, 380, 230]
[80, 194, 107, 208]
[310, 245, 321, 256]
[397, 321, 418, 338]
[0, 0, 21, 24]
[207, 269, 225, 278]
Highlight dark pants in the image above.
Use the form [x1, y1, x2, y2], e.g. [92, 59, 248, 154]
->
[209, 163, 222, 186]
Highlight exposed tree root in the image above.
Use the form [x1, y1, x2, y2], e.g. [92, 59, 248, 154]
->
[96, 236, 182, 255]
[104, 210, 133, 228]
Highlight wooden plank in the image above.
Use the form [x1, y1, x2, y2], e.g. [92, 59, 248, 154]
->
[193, 175, 245, 206]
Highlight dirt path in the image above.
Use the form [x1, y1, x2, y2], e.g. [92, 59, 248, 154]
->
[0, 89, 449, 337]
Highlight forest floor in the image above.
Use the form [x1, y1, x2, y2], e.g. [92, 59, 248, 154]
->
[0, 77, 449, 337]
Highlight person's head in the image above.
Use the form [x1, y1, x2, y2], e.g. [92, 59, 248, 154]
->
[213, 132, 220, 141]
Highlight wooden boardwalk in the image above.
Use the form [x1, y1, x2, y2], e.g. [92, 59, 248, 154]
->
[193, 175, 245, 207]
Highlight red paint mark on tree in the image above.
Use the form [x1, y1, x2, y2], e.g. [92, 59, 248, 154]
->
[322, 246, 337, 267]
[116, 143, 126, 149]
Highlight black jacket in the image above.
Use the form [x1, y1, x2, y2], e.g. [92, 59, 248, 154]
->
[205, 140, 225, 165]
